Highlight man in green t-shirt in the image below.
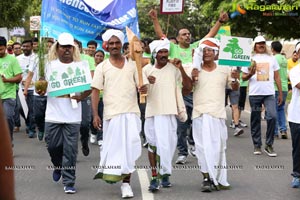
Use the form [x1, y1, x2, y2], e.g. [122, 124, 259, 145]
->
[0, 36, 22, 142]
[271, 41, 288, 139]
[149, 9, 229, 164]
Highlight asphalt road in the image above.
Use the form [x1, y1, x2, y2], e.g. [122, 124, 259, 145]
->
[12, 107, 299, 200]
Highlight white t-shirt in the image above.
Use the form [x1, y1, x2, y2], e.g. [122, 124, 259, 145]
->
[288, 64, 300, 123]
[91, 58, 148, 120]
[45, 60, 82, 123]
[241, 53, 279, 96]
[17, 53, 38, 90]
[193, 65, 232, 119]
[143, 63, 182, 118]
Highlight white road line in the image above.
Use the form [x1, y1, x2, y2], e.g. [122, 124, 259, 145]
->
[137, 169, 154, 200]
[244, 109, 251, 114]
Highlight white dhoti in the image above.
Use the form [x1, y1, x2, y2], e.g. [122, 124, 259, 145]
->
[145, 115, 177, 176]
[192, 114, 230, 187]
[94, 113, 142, 183]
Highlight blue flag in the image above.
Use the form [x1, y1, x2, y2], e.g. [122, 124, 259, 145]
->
[41, 0, 139, 48]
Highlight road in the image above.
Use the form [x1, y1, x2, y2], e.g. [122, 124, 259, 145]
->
[12, 107, 299, 200]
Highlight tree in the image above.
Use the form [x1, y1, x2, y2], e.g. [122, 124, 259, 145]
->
[137, 0, 300, 40]
[0, 0, 30, 29]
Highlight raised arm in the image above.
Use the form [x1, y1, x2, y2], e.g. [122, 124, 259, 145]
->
[204, 11, 229, 38]
[149, 9, 165, 39]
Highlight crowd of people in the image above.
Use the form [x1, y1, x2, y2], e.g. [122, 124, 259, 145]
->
[1, 8, 300, 199]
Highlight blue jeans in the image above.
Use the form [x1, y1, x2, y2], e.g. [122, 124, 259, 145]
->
[80, 97, 91, 146]
[289, 122, 300, 178]
[177, 94, 194, 156]
[33, 95, 47, 133]
[90, 99, 104, 141]
[275, 91, 288, 135]
[25, 90, 36, 134]
[249, 95, 276, 148]
[2, 98, 16, 141]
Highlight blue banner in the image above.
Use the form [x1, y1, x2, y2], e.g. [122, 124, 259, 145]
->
[41, 0, 139, 48]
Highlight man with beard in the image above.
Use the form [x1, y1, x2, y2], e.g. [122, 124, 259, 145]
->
[143, 39, 191, 192]
[18, 39, 38, 138]
[91, 29, 148, 198]
[242, 36, 282, 157]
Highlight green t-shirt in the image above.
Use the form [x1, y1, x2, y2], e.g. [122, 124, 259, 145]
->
[169, 41, 199, 64]
[274, 54, 288, 92]
[0, 54, 22, 99]
[80, 54, 96, 71]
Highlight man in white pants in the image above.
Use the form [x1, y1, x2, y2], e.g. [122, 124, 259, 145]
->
[91, 29, 148, 199]
[191, 38, 239, 192]
[143, 39, 190, 192]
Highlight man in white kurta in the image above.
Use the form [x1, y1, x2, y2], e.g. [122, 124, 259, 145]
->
[91, 29, 148, 199]
[143, 39, 187, 192]
[192, 38, 238, 192]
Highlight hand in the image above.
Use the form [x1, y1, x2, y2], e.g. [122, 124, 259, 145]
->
[231, 69, 239, 79]
[93, 115, 102, 130]
[249, 61, 256, 76]
[148, 75, 156, 84]
[219, 11, 229, 23]
[277, 93, 283, 106]
[70, 95, 82, 103]
[148, 9, 158, 21]
[35, 89, 46, 96]
[1, 75, 7, 83]
[23, 90, 28, 97]
[170, 58, 182, 69]
[191, 68, 199, 82]
[138, 84, 148, 94]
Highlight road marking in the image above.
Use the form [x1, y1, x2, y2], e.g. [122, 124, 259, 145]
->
[137, 169, 154, 200]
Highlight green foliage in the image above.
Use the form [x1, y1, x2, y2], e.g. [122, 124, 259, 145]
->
[137, 0, 300, 40]
[0, 0, 30, 29]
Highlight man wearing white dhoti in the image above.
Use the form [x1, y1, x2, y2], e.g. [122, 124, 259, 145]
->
[91, 29, 148, 199]
[143, 39, 191, 192]
[191, 38, 239, 192]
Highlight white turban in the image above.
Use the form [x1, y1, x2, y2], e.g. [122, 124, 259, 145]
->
[296, 42, 300, 53]
[193, 38, 220, 70]
[149, 39, 170, 58]
[102, 29, 125, 45]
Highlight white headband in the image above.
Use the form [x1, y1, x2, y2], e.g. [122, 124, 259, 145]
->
[149, 39, 170, 58]
[296, 42, 300, 53]
[102, 29, 125, 45]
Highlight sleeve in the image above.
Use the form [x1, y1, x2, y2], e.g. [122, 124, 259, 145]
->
[272, 56, 280, 71]
[88, 56, 96, 71]
[12, 57, 22, 75]
[289, 67, 300, 88]
[91, 62, 104, 90]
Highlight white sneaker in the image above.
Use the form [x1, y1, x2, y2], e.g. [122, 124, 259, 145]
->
[90, 134, 97, 144]
[98, 140, 103, 146]
[234, 127, 244, 136]
[175, 155, 187, 164]
[188, 145, 196, 157]
[229, 120, 235, 129]
[121, 183, 134, 198]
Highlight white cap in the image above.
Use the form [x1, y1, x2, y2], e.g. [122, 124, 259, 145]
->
[198, 37, 220, 51]
[57, 32, 75, 46]
[295, 42, 300, 53]
[254, 35, 266, 44]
